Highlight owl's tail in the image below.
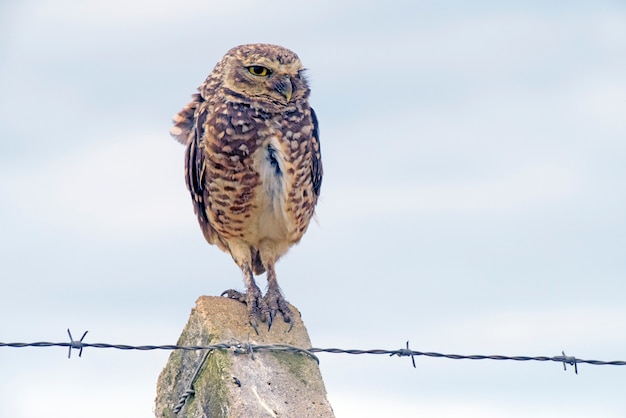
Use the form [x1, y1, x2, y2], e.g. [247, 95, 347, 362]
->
[251, 248, 266, 275]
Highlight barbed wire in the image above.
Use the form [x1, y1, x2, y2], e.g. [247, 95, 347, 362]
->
[3, 329, 626, 375]
[6, 329, 626, 415]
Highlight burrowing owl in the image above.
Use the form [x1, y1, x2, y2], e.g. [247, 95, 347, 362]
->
[171, 44, 322, 332]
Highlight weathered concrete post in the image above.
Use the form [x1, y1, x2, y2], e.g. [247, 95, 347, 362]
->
[154, 296, 335, 417]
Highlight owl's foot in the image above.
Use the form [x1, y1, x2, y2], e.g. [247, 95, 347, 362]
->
[264, 288, 293, 332]
[221, 288, 269, 334]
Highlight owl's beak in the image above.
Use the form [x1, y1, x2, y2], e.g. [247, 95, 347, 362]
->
[275, 77, 293, 102]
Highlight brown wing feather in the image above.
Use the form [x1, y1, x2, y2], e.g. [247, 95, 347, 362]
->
[310, 107, 323, 199]
[181, 97, 229, 252]
[171, 93, 202, 145]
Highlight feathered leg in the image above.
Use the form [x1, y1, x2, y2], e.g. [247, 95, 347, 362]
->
[222, 262, 269, 334]
[264, 259, 293, 331]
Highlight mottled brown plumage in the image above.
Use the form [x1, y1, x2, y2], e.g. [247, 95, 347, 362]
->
[171, 44, 322, 332]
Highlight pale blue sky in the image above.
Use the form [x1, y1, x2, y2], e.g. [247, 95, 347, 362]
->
[1, 1, 626, 417]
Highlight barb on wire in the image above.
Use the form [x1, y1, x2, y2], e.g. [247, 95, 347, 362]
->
[2, 330, 626, 375]
[559, 351, 578, 374]
[67, 329, 88, 359]
[390, 341, 416, 368]
[232, 340, 256, 361]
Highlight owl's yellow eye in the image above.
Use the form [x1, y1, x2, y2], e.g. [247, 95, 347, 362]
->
[247, 65, 271, 76]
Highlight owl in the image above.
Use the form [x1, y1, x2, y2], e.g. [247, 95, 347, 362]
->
[170, 44, 322, 332]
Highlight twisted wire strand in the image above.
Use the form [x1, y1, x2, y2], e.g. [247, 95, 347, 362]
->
[7, 330, 622, 414]
[2, 333, 626, 371]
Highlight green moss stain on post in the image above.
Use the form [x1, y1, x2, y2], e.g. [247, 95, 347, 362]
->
[159, 406, 176, 418]
[270, 351, 320, 388]
[188, 349, 232, 417]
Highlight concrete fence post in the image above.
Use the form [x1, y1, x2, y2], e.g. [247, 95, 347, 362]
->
[154, 296, 335, 417]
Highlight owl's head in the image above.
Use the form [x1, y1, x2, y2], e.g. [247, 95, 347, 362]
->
[217, 44, 310, 107]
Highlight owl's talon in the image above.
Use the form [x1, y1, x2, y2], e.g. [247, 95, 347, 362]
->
[222, 287, 271, 333]
[264, 290, 293, 331]
[221, 289, 245, 302]
[249, 317, 260, 335]
[268, 310, 275, 330]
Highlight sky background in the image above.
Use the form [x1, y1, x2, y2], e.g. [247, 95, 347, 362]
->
[1, 0, 626, 416]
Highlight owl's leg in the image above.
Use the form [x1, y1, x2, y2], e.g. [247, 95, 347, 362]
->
[221, 242, 269, 334]
[221, 263, 269, 334]
[258, 240, 293, 330]
[264, 260, 294, 331]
